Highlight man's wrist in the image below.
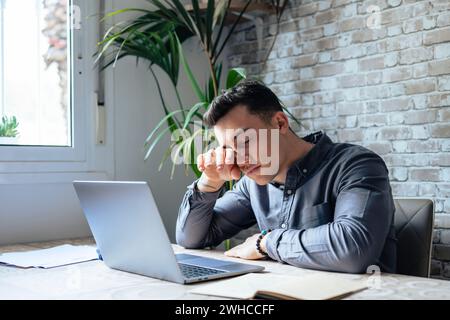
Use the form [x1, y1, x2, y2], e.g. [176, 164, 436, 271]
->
[260, 232, 269, 253]
[256, 230, 271, 257]
[196, 176, 224, 193]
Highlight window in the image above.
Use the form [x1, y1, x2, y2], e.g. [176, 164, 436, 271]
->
[0, 0, 100, 167]
[0, 0, 71, 146]
[0, 0, 111, 183]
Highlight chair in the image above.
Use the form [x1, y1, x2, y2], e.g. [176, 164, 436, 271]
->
[394, 198, 434, 278]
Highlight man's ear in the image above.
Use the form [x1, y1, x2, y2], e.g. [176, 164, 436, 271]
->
[273, 111, 290, 134]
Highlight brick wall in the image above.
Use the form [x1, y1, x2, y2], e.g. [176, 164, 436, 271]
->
[227, 0, 450, 279]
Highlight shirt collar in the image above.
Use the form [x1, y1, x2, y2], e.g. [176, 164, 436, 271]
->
[285, 131, 334, 190]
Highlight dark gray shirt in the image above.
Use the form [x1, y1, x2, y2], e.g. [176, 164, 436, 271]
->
[176, 131, 397, 273]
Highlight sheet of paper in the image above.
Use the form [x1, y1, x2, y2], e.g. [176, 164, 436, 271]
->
[190, 273, 367, 300]
[0, 244, 99, 269]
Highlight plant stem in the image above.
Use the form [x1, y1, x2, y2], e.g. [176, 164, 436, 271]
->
[173, 82, 186, 120]
[150, 66, 182, 129]
[207, 56, 219, 97]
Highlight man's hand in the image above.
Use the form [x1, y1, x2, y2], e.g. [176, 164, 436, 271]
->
[196, 146, 242, 192]
[224, 233, 269, 260]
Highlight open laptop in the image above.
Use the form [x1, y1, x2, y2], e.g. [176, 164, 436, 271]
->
[73, 181, 264, 284]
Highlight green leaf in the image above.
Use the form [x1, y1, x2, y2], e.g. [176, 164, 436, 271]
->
[205, 0, 215, 51]
[101, 8, 152, 22]
[176, 35, 205, 102]
[158, 141, 177, 171]
[144, 109, 184, 146]
[183, 102, 207, 129]
[0, 116, 19, 137]
[214, 0, 252, 64]
[182, 128, 204, 165]
[207, 63, 222, 102]
[226, 67, 247, 89]
[170, 136, 190, 179]
[144, 124, 177, 161]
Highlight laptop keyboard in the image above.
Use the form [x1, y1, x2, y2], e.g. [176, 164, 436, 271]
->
[178, 263, 227, 279]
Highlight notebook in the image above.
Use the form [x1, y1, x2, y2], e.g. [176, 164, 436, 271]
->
[190, 273, 368, 300]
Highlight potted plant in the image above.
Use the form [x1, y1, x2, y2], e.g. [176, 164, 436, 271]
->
[96, 0, 297, 250]
[96, 0, 297, 180]
[0, 116, 19, 145]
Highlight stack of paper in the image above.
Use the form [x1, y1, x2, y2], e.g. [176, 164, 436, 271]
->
[0, 244, 99, 269]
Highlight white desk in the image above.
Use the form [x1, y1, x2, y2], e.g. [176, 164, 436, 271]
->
[1, 238, 450, 300]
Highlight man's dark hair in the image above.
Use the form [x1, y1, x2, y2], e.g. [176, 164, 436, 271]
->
[203, 80, 284, 127]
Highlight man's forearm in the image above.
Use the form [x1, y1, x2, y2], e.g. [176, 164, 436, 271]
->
[264, 222, 378, 273]
[175, 180, 223, 249]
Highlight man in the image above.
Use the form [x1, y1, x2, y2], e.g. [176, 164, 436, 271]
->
[176, 80, 397, 273]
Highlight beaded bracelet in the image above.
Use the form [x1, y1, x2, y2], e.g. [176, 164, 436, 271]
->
[256, 229, 271, 256]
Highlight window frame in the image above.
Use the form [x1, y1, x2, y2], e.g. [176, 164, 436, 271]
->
[0, 0, 112, 182]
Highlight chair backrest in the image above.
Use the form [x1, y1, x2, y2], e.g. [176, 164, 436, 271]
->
[394, 198, 434, 278]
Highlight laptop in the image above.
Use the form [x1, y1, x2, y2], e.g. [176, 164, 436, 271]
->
[73, 181, 264, 284]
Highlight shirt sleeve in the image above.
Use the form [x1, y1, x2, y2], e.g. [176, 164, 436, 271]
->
[265, 152, 395, 273]
[176, 177, 257, 249]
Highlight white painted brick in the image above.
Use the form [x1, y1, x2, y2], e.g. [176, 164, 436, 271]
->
[441, 230, 450, 245]
[413, 63, 429, 78]
[229, 0, 450, 268]
[392, 140, 408, 152]
[366, 72, 383, 85]
[363, 127, 380, 140]
[419, 183, 438, 196]
[441, 140, 450, 153]
[389, 83, 406, 97]
[364, 141, 392, 155]
[387, 25, 402, 36]
[321, 104, 336, 117]
[341, 2, 357, 16]
[300, 67, 314, 79]
[391, 182, 419, 196]
[399, 47, 433, 65]
[382, 67, 412, 83]
[388, 113, 405, 125]
[423, 16, 437, 30]
[411, 125, 430, 140]
[404, 110, 437, 124]
[385, 52, 399, 67]
[301, 95, 314, 106]
[387, 0, 401, 7]
[391, 167, 408, 181]
[324, 23, 339, 36]
[318, 0, 333, 11]
[442, 168, 450, 182]
[346, 115, 358, 127]
[435, 43, 450, 60]
[437, 12, 450, 27]
[318, 52, 332, 63]
[366, 42, 379, 55]
[411, 95, 427, 109]
[438, 76, 450, 91]
[435, 213, 450, 229]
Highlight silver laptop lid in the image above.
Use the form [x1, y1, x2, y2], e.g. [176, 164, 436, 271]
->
[73, 181, 184, 283]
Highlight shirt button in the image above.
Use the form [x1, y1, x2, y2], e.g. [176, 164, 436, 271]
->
[286, 189, 292, 195]
[281, 223, 287, 228]
[302, 169, 308, 174]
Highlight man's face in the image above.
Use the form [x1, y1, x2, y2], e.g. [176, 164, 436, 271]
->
[213, 105, 281, 185]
